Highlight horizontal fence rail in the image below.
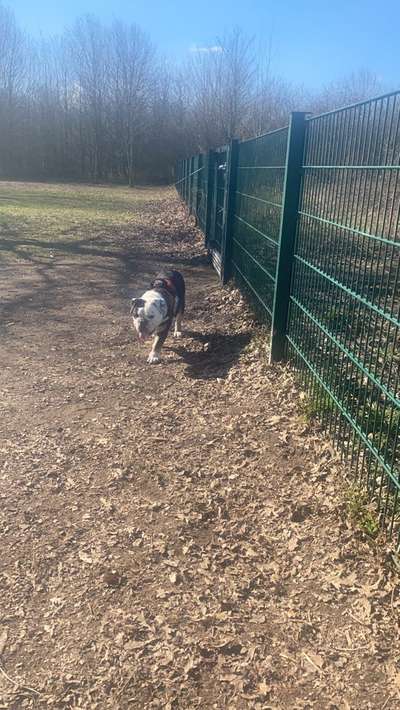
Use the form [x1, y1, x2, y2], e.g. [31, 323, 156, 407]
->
[175, 89, 400, 547]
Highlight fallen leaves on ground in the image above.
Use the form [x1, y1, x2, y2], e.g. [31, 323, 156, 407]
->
[0, 184, 399, 709]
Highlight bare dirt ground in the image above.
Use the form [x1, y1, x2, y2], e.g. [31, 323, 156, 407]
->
[0, 182, 399, 709]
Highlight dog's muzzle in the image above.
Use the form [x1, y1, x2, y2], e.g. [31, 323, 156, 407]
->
[137, 322, 152, 341]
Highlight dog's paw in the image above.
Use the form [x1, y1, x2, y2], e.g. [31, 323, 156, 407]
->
[173, 330, 182, 339]
[147, 352, 160, 364]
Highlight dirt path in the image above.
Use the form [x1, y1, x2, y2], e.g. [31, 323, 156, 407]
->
[0, 183, 399, 709]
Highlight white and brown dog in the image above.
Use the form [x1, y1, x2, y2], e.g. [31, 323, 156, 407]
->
[130, 270, 185, 364]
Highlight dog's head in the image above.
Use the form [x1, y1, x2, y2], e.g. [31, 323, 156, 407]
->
[130, 291, 168, 340]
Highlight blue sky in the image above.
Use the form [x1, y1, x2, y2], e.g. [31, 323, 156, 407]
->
[10, 0, 400, 89]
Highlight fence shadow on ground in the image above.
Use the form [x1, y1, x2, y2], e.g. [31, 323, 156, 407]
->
[170, 329, 251, 380]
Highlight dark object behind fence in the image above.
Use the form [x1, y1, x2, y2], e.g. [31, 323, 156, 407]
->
[175, 90, 400, 547]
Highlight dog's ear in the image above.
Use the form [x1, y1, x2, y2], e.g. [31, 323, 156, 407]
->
[130, 298, 145, 314]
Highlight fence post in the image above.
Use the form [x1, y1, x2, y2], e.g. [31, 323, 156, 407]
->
[204, 149, 214, 247]
[193, 154, 199, 223]
[188, 156, 193, 213]
[270, 112, 307, 362]
[178, 160, 182, 198]
[195, 153, 203, 223]
[221, 139, 239, 284]
[185, 158, 189, 204]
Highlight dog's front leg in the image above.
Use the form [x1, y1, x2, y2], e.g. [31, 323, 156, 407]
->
[147, 326, 169, 364]
[147, 334, 162, 364]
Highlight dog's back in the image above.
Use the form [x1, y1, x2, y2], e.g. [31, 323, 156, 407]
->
[153, 270, 185, 315]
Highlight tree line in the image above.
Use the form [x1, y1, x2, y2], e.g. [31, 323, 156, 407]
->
[0, 4, 385, 184]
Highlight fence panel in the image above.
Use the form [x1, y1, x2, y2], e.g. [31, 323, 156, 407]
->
[175, 92, 400, 543]
[176, 154, 205, 225]
[231, 127, 288, 319]
[206, 147, 228, 277]
[287, 92, 400, 538]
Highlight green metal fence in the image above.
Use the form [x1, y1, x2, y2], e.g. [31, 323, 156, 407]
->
[289, 93, 400, 540]
[175, 90, 400, 546]
[232, 127, 288, 317]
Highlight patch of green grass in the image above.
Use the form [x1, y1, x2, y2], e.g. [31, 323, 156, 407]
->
[0, 180, 172, 262]
[345, 485, 380, 539]
[297, 380, 399, 473]
[298, 384, 336, 424]
[360, 403, 400, 463]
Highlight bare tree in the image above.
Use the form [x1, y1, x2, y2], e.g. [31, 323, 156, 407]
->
[0, 3, 27, 175]
[67, 15, 109, 181]
[249, 74, 303, 136]
[310, 69, 384, 114]
[0, 5, 390, 185]
[185, 28, 256, 149]
[108, 21, 155, 185]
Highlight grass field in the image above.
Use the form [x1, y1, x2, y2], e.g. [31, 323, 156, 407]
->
[0, 181, 399, 709]
[0, 181, 166, 265]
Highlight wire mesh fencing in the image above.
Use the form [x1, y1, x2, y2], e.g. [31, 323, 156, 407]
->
[288, 93, 400, 538]
[175, 90, 400, 546]
[231, 127, 288, 318]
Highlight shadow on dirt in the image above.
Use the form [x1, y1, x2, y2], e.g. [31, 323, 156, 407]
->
[0, 235, 141, 326]
[143, 251, 211, 268]
[0, 221, 213, 327]
[0, 236, 129, 262]
[170, 329, 251, 380]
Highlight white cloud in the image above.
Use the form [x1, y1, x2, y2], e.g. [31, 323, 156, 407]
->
[189, 44, 223, 54]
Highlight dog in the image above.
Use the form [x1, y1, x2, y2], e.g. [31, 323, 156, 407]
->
[130, 270, 185, 364]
